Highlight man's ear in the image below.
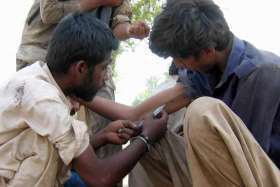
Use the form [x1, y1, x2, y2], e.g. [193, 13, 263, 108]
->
[69, 60, 88, 76]
[68, 60, 88, 81]
[76, 60, 88, 74]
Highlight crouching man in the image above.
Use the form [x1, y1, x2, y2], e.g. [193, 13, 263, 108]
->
[0, 12, 168, 187]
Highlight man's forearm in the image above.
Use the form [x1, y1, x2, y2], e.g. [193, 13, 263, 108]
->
[87, 96, 135, 120]
[74, 140, 147, 187]
[86, 84, 189, 121]
[133, 84, 189, 118]
[95, 139, 147, 186]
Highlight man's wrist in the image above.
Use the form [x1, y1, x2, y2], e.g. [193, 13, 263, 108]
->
[92, 132, 107, 149]
[131, 134, 151, 152]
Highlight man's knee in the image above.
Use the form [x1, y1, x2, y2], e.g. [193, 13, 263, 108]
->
[184, 97, 228, 141]
[186, 96, 225, 119]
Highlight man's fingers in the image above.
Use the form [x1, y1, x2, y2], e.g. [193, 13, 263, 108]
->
[118, 128, 134, 136]
[122, 120, 137, 129]
[118, 132, 131, 140]
[144, 25, 150, 35]
[139, 25, 147, 36]
[139, 22, 150, 36]
[129, 22, 150, 39]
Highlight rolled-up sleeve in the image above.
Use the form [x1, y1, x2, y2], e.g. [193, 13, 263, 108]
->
[24, 99, 89, 165]
[53, 119, 89, 165]
[111, 0, 132, 28]
[40, 0, 80, 24]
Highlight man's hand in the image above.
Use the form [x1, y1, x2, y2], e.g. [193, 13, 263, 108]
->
[69, 97, 81, 115]
[93, 120, 141, 149]
[141, 111, 169, 142]
[80, 0, 123, 11]
[128, 21, 150, 39]
[104, 120, 141, 144]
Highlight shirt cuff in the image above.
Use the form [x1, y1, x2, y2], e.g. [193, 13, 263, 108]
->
[111, 15, 130, 29]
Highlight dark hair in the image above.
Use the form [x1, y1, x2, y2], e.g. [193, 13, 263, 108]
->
[149, 0, 232, 58]
[46, 12, 119, 73]
[169, 62, 178, 75]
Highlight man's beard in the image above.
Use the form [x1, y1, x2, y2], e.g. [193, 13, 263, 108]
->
[72, 84, 99, 101]
[72, 75, 101, 102]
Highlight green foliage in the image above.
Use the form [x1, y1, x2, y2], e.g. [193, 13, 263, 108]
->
[131, 0, 163, 23]
[122, 0, 164, 49]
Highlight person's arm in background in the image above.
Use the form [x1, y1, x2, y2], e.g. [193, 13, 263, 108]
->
[110, 0, 150, 40]
[39, 0, 123, 24]
[113, 20, 150, 40]
[74, 111, 169, 187]
[79, 83, 191, 121]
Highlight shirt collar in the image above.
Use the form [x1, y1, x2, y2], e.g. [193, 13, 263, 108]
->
[216, 36, 245, 88]
[42, 62, 72, 108]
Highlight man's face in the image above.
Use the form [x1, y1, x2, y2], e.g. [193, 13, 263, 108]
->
[172, 50, 216, 73]
[72, 55, 111, 101]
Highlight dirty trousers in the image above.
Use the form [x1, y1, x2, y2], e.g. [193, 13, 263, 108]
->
[130, 97, 280, 187]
